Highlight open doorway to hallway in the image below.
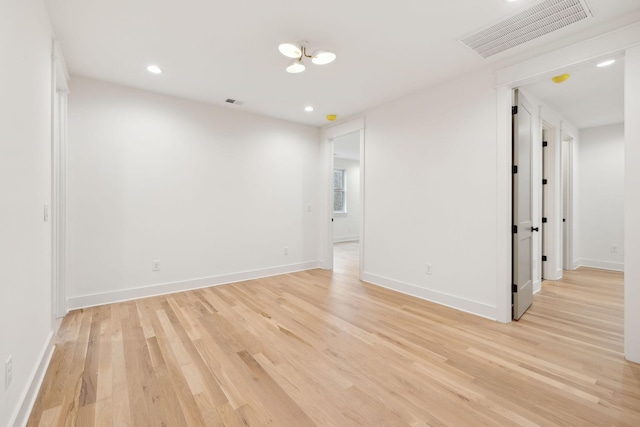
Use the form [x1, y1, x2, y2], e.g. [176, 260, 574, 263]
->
[515, 55, 625, 313]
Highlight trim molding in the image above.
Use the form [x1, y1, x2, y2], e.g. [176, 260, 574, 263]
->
[333, 235, 359, 243]
[542, 269, 563, 281]
[67, 261, 321, 310]
[10, 331, 55, 427]
[497, 22, 640, 87]
[361, 272, 496, 320]
[533, 279, 542, 294]
[576, 259, 624, 272]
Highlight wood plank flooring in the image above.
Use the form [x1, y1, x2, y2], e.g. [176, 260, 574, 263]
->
[28, 243, 640, 426]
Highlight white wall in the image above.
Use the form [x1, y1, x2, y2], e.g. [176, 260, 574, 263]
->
[332, 158, 360, 242]
[625, 46, 640, 363]
[577, 123, 625, 271]
[360, 71, 499, 319]
[66, 77, 322, 308]
[0, 0, 54, 425]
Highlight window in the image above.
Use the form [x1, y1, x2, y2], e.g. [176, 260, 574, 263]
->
[333, 168, 346, 213]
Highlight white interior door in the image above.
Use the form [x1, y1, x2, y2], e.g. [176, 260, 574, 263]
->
[541, 129, 547, 280]
[513, 89, 534, 320]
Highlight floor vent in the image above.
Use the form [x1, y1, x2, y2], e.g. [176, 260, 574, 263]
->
[460, 0, 592, 58]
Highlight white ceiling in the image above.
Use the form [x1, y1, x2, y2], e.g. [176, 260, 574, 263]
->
[521, 56, 624, 129]
[44, 0, 640, 127]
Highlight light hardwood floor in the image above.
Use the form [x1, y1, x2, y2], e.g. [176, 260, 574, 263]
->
[28, 243, 640, 426]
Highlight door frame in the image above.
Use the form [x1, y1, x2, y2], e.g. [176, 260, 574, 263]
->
[495, 24, 638, 323]
[321, 118, 365, 277]
[51, 40, 70, 320]
[562, 135, 575, 270]
[540, 119, 565, 283]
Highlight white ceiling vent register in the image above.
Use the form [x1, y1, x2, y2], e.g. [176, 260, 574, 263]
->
[460, 0, 592, 58]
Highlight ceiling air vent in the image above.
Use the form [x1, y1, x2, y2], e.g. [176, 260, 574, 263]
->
[225, 98, 244, 106]
[460, 0, 592, 59]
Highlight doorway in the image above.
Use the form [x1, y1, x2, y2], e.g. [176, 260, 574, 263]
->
[51, 41, 69, 320]
[502, 54, 626, 323]
[322, 118, 365, 277]
[332, 132, 362, 274]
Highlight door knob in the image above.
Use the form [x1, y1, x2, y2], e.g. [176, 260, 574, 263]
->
[531, 227, 539, 232]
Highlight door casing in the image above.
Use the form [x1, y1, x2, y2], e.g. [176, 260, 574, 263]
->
[321, 118, 365, 277]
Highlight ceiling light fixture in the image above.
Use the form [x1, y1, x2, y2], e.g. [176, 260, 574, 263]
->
[597, 59, 616, 67]
[146, 64, 163, 74]
[304, 106, 314, 112]
[278, 41, 336, 73]
[286, 59, 305, 74]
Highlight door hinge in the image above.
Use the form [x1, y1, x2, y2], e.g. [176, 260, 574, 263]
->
[542, 179, 548, 185]
[512, 106, 518, 115]
[512, 284, 518, 292]
[512, 165, 518, 174]
[542, 255, 547, 262]
[542, 217, 548, 223]
[543, 141, 548, 147]
[513, 225, 518, 234]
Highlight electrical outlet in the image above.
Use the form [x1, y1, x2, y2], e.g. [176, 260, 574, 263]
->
[611, 244, 618, 253]
[152, 260, 160, 271]
[426, 264, 432, 275]
[283, 247, 288, 256]
[5, 356, 12, 389]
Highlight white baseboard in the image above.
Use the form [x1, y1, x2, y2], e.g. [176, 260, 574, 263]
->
[10, 331, 55, 427]
[533, 280, 541, 294]
[333, 235, 359, 243]
[576, 259, 624, 272]
[361, 272, 496, 320]
[67, 261, 321, 310]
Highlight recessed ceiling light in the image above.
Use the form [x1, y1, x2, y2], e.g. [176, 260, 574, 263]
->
[146, 65, 163, 74]
[304, 106, 314, 112]
[597, 59, 616, 68]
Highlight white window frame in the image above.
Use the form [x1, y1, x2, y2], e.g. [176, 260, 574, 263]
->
[333, 168, 347, 214]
